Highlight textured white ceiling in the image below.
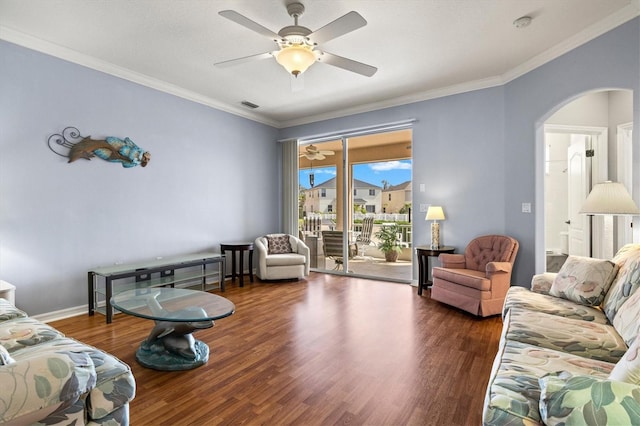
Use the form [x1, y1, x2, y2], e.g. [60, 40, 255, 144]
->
[0, 0, 638, 127]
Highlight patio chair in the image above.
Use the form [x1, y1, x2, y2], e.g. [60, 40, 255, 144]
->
[355, 216, 375, 257]
[321, 231, 357, 270]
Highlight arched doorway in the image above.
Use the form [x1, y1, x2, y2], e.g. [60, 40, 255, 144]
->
[536, 89, 633, 272]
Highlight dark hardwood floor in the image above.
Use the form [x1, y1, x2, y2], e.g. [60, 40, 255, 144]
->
[50, 272, 503, 425]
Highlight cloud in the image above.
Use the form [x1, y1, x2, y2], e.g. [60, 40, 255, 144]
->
[369, 161, 412, 172]
[301, 167, 336, 176]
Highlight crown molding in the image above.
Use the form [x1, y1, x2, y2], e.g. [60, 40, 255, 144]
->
[2, 1, 638, 130]
[502, 2, 640, 84]
[0, 26, 281, 128]
[284, 3, 640, 128]
[277, 76, 505, 128]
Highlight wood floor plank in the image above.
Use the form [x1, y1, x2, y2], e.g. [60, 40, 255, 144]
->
[49, 272, 503, 425]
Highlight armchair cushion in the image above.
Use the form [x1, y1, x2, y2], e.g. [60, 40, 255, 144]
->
[266, 234, 293, 254]
[550, 256, 618, 306]
[439, 253, 466, 269]
[432, 268, 490, 291]
[464, 235, 518, 271]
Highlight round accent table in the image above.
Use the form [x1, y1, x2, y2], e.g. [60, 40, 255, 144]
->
[220, 242, 254, 287]
[415, 246, 455, 296]
[111, 288, 235, 370]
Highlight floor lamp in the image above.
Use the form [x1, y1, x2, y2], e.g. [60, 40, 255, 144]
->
[579, 181, 640, 255]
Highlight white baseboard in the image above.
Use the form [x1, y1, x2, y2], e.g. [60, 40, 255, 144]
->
[33, 305, 86, 323]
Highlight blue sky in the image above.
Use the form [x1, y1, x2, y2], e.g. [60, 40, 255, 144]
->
[299, 159, 412, 189]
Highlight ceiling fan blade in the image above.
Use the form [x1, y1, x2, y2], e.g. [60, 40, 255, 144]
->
[318, 51, 377, 77]
[219, 10, 280, 40]
[214, 52, 273, 68]
[319, 150, 335, 156]
[309, 11, 367, 44]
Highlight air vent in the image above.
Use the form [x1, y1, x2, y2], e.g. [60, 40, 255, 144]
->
[241, 100, 259, 109]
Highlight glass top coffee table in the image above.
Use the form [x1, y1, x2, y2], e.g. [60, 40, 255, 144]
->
[111, 288, 235, 370]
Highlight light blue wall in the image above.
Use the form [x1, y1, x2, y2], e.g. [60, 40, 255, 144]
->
[505, 18, 639, 282]
[1, 18, 638, 315]
[279, 87, 507, 281]
[280, 18, 640, 286]
[0, 40, 280, 315]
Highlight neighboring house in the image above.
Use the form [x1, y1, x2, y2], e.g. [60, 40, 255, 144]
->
[302, 177, 382, 215]
[382, 181, 411, 213]
[352, 178, 382, 214]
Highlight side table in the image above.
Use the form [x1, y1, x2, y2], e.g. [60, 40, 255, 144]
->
[415, 246, 455, 296]
[220, 242, 254, 287]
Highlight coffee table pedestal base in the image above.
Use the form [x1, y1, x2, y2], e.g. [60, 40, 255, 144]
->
[136, 339, 210, 371]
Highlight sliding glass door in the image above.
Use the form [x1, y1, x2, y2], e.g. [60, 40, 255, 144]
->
[297, 129, 413, 282]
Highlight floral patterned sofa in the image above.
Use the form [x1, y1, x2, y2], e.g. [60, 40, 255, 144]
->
[0, 298, 136, 425]
[483, 244, 640, 425]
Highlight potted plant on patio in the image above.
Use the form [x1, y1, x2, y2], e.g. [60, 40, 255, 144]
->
[374, 224, 403, 262]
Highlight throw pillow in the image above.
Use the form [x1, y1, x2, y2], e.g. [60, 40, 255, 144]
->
[539, 371, 640, 425]
[266, 234, 293, 254]
[0, 344, 15, 365]
[549, 256, 618, 306]
[609, 336, 640, 384]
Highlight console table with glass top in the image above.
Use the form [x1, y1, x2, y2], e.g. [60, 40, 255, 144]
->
[88, 252, 225, 324]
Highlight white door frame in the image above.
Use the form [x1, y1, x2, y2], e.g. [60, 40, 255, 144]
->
[538, 124, 608, 270]
[617, 122, 634, 248]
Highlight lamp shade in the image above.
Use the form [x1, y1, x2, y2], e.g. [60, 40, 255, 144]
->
[426, 206, 445, 221]
[579, 181, 640, 216]
[275, 45, 316, 76]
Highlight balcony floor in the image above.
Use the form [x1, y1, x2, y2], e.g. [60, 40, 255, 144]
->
[318, 256, 413, 282]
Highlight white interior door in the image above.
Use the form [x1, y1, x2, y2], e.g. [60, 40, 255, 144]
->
[567, 135, 591, 256]
[617, 123, 633, 248]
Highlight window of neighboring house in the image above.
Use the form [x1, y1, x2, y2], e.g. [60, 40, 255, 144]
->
[369, 189, 375, 196]
[328, 205, 333, 212]
[366, 205, 375, 213]
[382, 207, 387, 213]
[321, 188, 326, 197]
[388, 194, 392, 201]
[353, 189, 357, 196]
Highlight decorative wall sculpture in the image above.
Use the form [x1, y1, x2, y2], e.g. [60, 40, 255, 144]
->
[48, 127, 150, 168]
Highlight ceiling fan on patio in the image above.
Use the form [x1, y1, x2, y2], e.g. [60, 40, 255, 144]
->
[215, 2, 377, 78]
[300, 144, 335, 161]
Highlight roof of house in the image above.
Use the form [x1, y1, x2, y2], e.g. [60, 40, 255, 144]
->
[307, 177, 382, 190]
[384, 181, 412, 192]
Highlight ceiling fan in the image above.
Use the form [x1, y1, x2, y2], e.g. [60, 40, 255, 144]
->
[215, 2, 377, 78]
[300, 145, 335, 160]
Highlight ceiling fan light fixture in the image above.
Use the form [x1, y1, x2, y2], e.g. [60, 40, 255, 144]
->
[275, 44, 316, 76]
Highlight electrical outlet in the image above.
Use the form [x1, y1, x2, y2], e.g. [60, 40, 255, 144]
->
[420, 204, 428, 212]
[522, 203, 532, 213]
[419, 183, 425, 192]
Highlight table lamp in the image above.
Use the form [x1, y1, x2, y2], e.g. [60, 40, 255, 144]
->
[426, 206, 446, 249]
[579, 181, 640, 215]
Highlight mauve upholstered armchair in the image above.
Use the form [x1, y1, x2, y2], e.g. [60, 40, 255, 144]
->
[431, 234, 519, 317]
